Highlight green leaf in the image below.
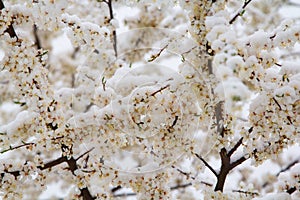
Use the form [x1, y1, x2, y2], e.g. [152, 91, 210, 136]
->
[13, 101, 26, 106]
[240, 9, 246, 16]
[181, 55, 185, 62]
[232, 96, 241, 101]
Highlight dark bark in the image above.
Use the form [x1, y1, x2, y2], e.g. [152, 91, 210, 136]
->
[196, 137, 248, 192]
[229, 0, 253, 24]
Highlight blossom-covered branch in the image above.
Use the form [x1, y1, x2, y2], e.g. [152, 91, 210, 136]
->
[0, 0, 18, 39]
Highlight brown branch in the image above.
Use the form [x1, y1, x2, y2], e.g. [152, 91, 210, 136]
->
[0, 0, 18, 39]
[195, 153, 218, 177]
[228, 137, 243, 157]
[75, 147, 95, 161]
[2, 149, 95, 200]
[232, 189, 259, 196]
[215, 148, 231, 192]
[170, 183, 192, 190]
[33, 24, 41, 49]
[200, 181, 213, 187]
[148, 44, 168, 62]
[171, 165, 195, 180]
[272, 97, 282, 110]
[81, 187, 95, 200]
[263, 158, 300, 188]
[38, 156, 67, 170]
[229, 156, 248, 171]
[150, 84, 170, 97]
[2, 170, 20, 179]
[102, 0, 117, 57]
[276, 159, 299, 176]
[286, 187, 296, 194]
[1, 142, 34, 154]
[111, 185, 122, 193]
[229, 0, 253, 24]
[215, 143, 248, 192]
[65, 157, 95, 200]
[171, 116, 179, 128]
[208, 138, 248, 192]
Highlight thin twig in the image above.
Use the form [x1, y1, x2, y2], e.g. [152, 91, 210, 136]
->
[272, 97, 282, 110]
[229, 0, 253, 24]
[102, 0, 117, 57]
[75, 147, 95, 161]
[170, 183, 192, 190]
[148, 44, 168, 62]
[229, 156, 248, 171]
[150, 84, 170, 97]
[232, 189, 259, 196]
[172, 165, 195, 180]
[33, 24, 41, 49]
[3, 150, 95, 200]
[263, 158, 300, 188]
[228, 137, 243, 157]
[1, 142, 34, 154]
[195, 153, 218, 177]
[276, 159, 299, 176]
[111, 185, 122, 193]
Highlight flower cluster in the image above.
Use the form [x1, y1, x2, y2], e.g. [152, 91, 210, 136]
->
[0, 0, 299, 199]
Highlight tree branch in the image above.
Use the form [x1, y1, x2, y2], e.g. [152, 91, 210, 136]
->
[232, 189, 259, 196]
[227, 137, 243, 157]
[213, 138, 248, 192]
[199, 139, 244, 192]
[229, 0, 253, 24]
[170, 183, 192, 190]
[1, 149, 95, 200]
[215, 148, 230, 192]
[111, 185, 122, 193]
[229, 156, 248, 171]
[101, 0, 117, 57]
[272, 97, 282, 110]
[171, 165, 195, 180]
[33, 24, 41, 49]
[195, 153, 218, 177]
[150, 84, 170, 97]
[286, 187, 296, 195]
[38, 156, 67, 170]
[75, 147, 95, 161]
[262, 158, 300, 188]
[113, 183, 194, 197]
[1, 142, 34, 154]
[276, 159, 299, 176]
